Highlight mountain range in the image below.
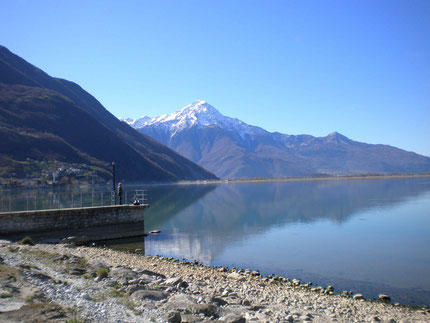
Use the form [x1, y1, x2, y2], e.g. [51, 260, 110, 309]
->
[125, 100, 430, 179]
[0, 45, 217, 184]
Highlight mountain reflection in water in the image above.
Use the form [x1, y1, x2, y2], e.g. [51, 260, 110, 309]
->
[111, 177, 430, 305]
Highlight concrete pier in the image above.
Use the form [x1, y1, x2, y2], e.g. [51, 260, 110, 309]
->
[0, 204, 148, 236]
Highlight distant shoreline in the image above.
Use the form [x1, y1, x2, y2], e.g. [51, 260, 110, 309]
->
[1, 173, 429, 189]
[177, 173, 430, 185]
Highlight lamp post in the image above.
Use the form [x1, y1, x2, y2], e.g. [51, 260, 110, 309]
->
[112, 162, 116, 194]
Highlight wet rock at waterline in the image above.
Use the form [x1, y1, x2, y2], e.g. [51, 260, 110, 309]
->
[353, 294, 365, 300]
[379, 294, 391, 303]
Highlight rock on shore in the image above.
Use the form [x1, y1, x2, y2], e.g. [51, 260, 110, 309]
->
[0, 242, 429, 322]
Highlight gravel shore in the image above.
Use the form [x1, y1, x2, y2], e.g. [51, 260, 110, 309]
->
[1, 241, 429, 322]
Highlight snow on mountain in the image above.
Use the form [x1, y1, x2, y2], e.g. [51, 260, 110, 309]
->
[121, 117, 134, 125]
[126, 100, 267, 138]
[121, 100, 430, 179]
[120, 116, 151, 128]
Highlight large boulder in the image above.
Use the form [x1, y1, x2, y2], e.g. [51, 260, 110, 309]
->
[68, 267, 86, 276]
[164, 277, 183, 286]
[227, 272, 245, 282]
[221, 313, 246, 323]
[138, 269, 166, 279]
[165, 310, 182, 323]
[187, 303, 218, 317]
[131, 290, 169, 302]
[109, 267, 139, 284]
[211, 297, 228, 306]
[163, 293, 199, 312]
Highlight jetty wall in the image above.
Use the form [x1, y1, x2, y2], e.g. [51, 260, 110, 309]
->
[0, 205, 148, 235]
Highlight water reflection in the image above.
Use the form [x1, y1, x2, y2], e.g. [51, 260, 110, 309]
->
[143, 178, 430, 261]
[135, 177, 430, 305]
[2, 177, 430, 305]
[103, 184, 217, 258]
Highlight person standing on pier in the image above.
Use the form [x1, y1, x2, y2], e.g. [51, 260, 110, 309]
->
[117, 183, 123, 205]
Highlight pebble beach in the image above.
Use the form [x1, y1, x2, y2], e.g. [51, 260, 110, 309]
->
[1, 241, 429, 322]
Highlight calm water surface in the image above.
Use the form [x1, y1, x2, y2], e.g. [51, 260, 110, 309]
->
[2, 177, 430, 305]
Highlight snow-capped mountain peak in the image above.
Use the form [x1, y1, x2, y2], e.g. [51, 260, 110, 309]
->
[151, 100, 224, 128]
[180, 100, 220, 116]
[177, 100, 225, 126]
[125, 100, 266, 138]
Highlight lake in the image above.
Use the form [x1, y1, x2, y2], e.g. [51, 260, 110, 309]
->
[1, 176, 430, 305]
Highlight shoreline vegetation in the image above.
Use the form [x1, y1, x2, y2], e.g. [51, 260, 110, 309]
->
[0, 241, 429, 322]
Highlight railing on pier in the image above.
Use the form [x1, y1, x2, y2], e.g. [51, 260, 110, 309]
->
[0, 189, 148, 213]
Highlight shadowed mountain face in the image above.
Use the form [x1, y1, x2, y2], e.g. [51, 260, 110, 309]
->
[126, 101, 430, 179]
[0, 45, 217, 182]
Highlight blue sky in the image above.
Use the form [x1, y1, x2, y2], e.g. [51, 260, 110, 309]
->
[1, 0, 429, 156]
